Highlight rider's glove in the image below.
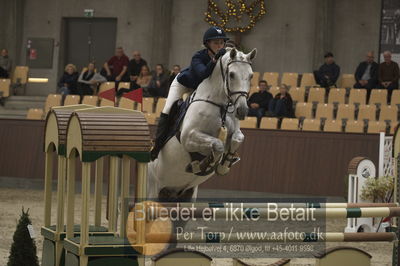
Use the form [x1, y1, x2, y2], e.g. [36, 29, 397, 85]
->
[214, 48, 227, 60]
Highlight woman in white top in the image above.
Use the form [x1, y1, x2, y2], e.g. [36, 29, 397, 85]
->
[78, 62, 107, 95]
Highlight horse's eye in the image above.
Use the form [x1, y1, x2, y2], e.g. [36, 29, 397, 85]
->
[230, 72, 235, 79]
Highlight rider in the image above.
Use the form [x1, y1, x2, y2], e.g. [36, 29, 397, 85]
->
[151, 26, 229, 160]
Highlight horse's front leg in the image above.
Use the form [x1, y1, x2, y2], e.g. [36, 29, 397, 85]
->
[216, 128, 244, 176]
[182, 129, 225, 174]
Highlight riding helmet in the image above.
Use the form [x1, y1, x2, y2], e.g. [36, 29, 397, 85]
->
[203, 26, 229, 44]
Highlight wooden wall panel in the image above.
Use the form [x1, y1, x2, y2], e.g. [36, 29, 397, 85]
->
[199, 129, 379, 197]
[0, 120, 379, 196]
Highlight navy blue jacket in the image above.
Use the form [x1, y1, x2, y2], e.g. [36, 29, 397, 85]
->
[318, 63, 340, 84]
[354, 61, 378, 83]
[58, 72, 79, 90]
[177, 49, 216, 89]
[247, 91, 273, 109]
[269, 93, 295, 118]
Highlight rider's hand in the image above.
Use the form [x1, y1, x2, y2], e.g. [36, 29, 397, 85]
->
[250, 103, 259, 109]
[214, 48, 227, 61]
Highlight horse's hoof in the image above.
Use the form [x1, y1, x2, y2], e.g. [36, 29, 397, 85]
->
[216, 165, 230, 176]
[215, 155, 240, 176]
[186, 161, 201, 174]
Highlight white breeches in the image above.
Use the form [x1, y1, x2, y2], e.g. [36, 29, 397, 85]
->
[162, 76, 191, 114]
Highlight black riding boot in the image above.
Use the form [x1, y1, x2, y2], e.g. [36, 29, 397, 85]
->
[151, 113, 170, 160]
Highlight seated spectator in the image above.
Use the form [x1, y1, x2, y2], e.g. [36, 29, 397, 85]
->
[102, 47, 129, 82]
[58, 64, 79, 95]
[77, 62, 107, 96]
[0, 49, 12, 78]
[148, 64, 170, 97]
[169, 64, 181, 87]
[313, 52, 340, 88]
[136, 65, 152, 92]
[128, 51, 147, 82]
[247, 80, 273, 121]
[116, 81, 140, 97]
[354, 51, 379, 100]
[268, 84, 294, 118]
[379, 51, 399, 102]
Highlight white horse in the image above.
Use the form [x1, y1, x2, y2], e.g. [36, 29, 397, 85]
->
[147, 47, 257, 201]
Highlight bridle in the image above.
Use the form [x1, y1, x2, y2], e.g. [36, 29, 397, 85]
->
[220, 57, 252, 106]
[191, 54, 252, 126]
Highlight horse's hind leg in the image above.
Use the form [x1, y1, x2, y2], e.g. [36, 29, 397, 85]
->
[216, 129, 244, 175]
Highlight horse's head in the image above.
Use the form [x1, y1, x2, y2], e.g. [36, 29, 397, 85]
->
[221, 47, 257, 120]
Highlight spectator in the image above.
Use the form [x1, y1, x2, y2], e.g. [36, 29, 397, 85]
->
[268, 84, 294, 118]
[313, 52, 340, 88]
[128, 51, 147, 82]
[148, 64, 170, 97]
[103, 47, 129, 82]
[169, 64, 181, 87]
[77, 62, 107, 96]
[247, 80, 273, 122]
[354, 51, 379, 100]
[58, 64, 79, 95]
[379, 51, 399, 102]
[136, 65, 152, 92]
[116, 81, 140, 97]
[0, 49, 12, 78]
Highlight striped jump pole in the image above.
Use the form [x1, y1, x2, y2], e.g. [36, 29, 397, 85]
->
[144, 232, 397, 244]
[145, 206, 400, 220]
[157, 202, 399, 209]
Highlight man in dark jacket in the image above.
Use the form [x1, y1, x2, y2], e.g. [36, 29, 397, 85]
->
[379, 50, 399, 102]
[313, 52, 340, 88]
[354, 51, 379, 100]
[128, 51, 147, 82]
[247, 80, 273, 120]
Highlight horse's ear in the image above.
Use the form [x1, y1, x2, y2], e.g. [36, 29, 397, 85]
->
[247, 48, 257, 61]
[230, 48, 237, 59]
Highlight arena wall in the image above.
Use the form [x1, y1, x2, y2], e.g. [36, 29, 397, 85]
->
[0, 0, 382, 95]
